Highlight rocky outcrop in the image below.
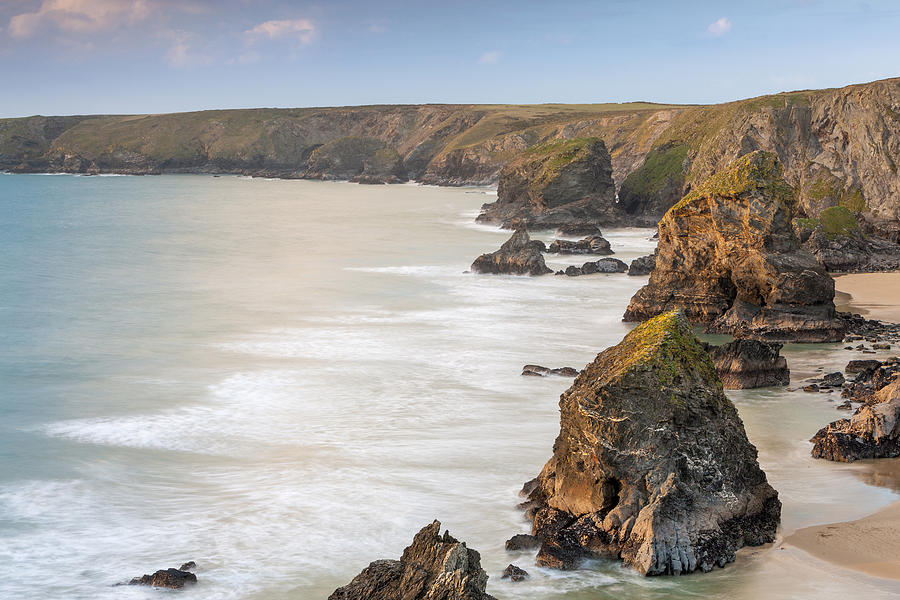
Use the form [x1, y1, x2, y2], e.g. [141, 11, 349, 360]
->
[624, 152, 846, 342]
[505, 534, 540, 551]
[522, 365, 579, 377]
[501, 565, 529, 582]
[329, 521, 495, 600]
[706, 339, 790, 389]
[304, 137, 408, 183]
[794, 206, 900, 272]
[547, 235, 613, 255]
[475, 138, 625, 230]
[811, 380, 900, 462]
[521, 311, 780, 575]
[128, 565, 197, 589]
[470, 230, 551, 276]
[627, 254, 656, 276]
[556, 258, 628, 276]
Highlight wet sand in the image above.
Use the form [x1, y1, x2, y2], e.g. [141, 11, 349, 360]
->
[785, 272, 900, 581]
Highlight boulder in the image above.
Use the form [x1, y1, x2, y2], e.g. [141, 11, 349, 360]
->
[471, 229, 552, 276]
[476, 138, 628, 230]
[846, 359, 882, 374]
[822, 372, 845, 387]
[547, 235, 613, 255]
[501, 564, 529, 582]
[521, 311, 780, 575]
[329, 521, 495, 600]
[623, 152, 846, 342]
[557, 224, 604, 236]
[628, 254, 656, 276]
[706, 339, 790, 389]
[128, 568, 197, 589]
[521, 365, 579, 377]
[557, 258, 627, 276]
[811, 380, 900, 462]
[505, 534, 540, 551]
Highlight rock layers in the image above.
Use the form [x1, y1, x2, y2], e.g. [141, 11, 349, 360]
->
[811, 380, 900, 462]
[329, 521, 495, 600]
[521, 311, 781, 575]
[624, 151, 846, 342]
[706, 339, 790, 389]
[475, 138, 626, 230]
[470, 229, 551, 276]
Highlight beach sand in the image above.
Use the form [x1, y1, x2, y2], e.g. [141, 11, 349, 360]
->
[784, 272, 900, 581]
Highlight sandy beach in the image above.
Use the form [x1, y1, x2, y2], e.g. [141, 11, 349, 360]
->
[783, 272, 900, 581]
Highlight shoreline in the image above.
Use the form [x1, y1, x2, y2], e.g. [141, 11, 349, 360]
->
[783, 271, 900, 581]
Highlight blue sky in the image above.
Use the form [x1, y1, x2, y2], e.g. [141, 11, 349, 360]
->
[1, 0, 898, 117]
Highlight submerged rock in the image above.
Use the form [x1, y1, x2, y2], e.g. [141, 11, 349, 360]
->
[557, 258, 628, 276]
[521, 311, 780, 575]
[505, 534, 540, 551]
[547, 235, 613, 255]
[329, 521, 495, 600]
[811, 380, 900, 462]
[557, 224, 604, 237]
[522, 365, 579, 377]
[623, 152, 846, 342]
[846, 359, 882, 374]
[706, 339, 790, 389]
[471, 229, 551, 276]
[128, 568, 197, 589]
[476, 138, 627, 230]
[501, 564, 529, 582]
[627, 254, 656, 276]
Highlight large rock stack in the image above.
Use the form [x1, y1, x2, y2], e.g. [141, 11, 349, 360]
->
[521, 310, 781, 575]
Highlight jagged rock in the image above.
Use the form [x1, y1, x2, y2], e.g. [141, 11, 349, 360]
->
[521, 311, 780, 575]
[501, 564, 529, 582]
[329, 521, 495, 600]
[471, 230, 551, 276]
[823, 372, 845, 387]
[627, 254, 656, 276]
[505, 534, 540, 551]
[706, 339, 790, 389]
[522, 365, 579, 377]
[557, 258, 628, 276]
[794, 206, 900, 272]
[837, 400, 853, 410]
[547, 235, 613, 255]
[476, 138, 627, 230]
[846, 359, 882, 374]
[128, 568, 197, 589]
[623, 152, 846, 343]
[811, 380, 900, 462]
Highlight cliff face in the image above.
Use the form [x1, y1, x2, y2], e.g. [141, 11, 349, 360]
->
[523, 311, 780, 575]
[2, 78, 900, 228]
[475, 138, 626, 229]
[624, 152, 846, 342]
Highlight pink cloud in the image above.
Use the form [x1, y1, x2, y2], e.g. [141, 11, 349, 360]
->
[9, 0, 154, 38]
[245, 19, 315, 45]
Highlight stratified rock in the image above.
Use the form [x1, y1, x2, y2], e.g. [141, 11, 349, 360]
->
[501, 564, 529, 582]
[547, 235, 613, 255]
[627, 254, 656, 276]
[471, 230, 551, 276]
[505, 534, 540, 551]
[623, 152, 846, 342]
[129, 568, 197, 589]
[706, 339, 790, 389]
[558, 258, 627, 276]
[811, 380, 900, 462]
[476, 138, 627, 230]
[329, 521, 495, 600]
[522, 311, 780, 575]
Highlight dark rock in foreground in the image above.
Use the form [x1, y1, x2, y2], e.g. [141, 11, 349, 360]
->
[627, 254, 656, 276]
[811, 380, 900, 462]
[624, 152, 846, 342]
[557, 224, 604, 237]
[522, 311, 780, 575]
[522, 365, 579, 377]
[706, 339, 790, 389]
[129, 567, 197, 589]
[846, 359, 883, 374]
[329, 521, 495, 600]
[557, 258, 627, 276]
[471, 229, 551, 276]
[505, 534, 540, 551]
[501, 564, 529, 582]
[547, 235, 613, 255]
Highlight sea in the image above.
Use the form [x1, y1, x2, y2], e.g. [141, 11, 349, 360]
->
[1, 173, 899, 599]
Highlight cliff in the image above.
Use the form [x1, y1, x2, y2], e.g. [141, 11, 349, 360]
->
[3, 77, 900, 229]
[623, 152, 846, 342]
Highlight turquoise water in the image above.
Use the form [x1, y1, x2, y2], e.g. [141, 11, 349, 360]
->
[1, 173, 899, 599]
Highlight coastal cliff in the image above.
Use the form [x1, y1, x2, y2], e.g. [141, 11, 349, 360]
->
[3, 78, 900, 230]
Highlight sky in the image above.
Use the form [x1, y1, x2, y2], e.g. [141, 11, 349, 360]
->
[0, 0, 898, 117]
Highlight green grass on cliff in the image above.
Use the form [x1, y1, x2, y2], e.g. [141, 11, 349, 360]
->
[619, 143, 689, 200]
[795, 205, 860, 237]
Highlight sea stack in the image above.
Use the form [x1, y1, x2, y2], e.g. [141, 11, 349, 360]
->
[811, 379, 900, 462]
[329, 521, 495, 600]
[475, 137, 623, 230]
[623, 151, 846, 342]
[521, 310, 781, 575]
[470, 229, 552, 275]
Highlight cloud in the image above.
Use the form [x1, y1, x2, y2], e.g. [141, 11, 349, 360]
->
[706, 17, 732, 37]
[9, 0, 154, 38]
[163, 29, 209, 67]
[477, 50, 500, 65]
[245, 19, 315, 45]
